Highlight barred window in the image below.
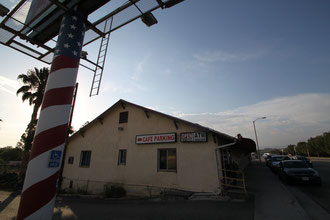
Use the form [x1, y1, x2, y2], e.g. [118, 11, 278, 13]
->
[80, 151, 91, 167]
[118, 149, 127, 165]
[119, 111, 128, 123]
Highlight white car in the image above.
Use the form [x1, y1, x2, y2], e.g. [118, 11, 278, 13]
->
[262, 153, 271, 158]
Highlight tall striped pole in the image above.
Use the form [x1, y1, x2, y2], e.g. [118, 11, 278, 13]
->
[17, 11, 85, 220]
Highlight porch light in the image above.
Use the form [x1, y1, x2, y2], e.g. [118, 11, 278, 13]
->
[141, 12, 158, 27]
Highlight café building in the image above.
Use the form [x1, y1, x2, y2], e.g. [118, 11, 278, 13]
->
[60, 99, 255, 196]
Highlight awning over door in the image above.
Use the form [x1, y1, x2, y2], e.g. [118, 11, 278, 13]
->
[236, 138, 256, 152]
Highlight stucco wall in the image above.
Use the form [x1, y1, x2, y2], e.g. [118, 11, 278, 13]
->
[61, 103, 221, 196]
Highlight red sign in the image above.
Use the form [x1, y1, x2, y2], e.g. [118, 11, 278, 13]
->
[136, 133, 176, 144]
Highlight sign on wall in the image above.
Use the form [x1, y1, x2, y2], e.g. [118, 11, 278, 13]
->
[136, 133, 176, 144]
[48, 150, 62, 168]
[180, 132, 207, 142]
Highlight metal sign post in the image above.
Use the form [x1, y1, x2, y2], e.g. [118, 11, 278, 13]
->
[16, 11, 85, 220]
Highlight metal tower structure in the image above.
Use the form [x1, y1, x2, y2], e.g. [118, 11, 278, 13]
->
[0, 0, 185, 219]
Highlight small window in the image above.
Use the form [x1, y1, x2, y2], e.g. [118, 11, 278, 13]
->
[118, 149, 127, 165]
[158, 149, 177, 172]
[68, 157, 74, 164]
[119, 111, 129, 124]
[80, 151, 91, 167]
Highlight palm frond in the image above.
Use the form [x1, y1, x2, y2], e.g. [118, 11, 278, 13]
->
[37, 67, 49, 84]
[21, 92, 33, 104]
[17, 74, 30, 83]
[16, 85, 32, 96]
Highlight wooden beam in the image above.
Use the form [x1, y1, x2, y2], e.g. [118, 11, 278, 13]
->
[121, 102, 126, 109]
[79, 130, 85, 138]
[174, 120, 179, 129]
[144, 110, 150, 119]
[98, 117, 104, 125]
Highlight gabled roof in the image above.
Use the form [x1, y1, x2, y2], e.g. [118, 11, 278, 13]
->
[68, 99, 236, 142]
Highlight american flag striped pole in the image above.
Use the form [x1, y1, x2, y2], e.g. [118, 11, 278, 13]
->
[17, 11, 85, 220]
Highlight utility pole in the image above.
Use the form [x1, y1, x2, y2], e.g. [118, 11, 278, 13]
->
[253, 117, 267, 165]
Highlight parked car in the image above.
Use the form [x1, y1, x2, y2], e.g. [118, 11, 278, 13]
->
[278, 160, 321, 185]
[265, 155, 274, 167]
[269, 155, 290, 172]
[292, 155, 312, 167]
[262, 153, 271, 158]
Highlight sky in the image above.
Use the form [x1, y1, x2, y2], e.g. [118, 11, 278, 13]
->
[1, 0, 330, 149]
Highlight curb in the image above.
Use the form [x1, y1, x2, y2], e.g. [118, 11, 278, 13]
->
[278, 181, 310, 219]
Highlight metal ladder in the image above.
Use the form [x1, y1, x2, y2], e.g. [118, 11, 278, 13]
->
[219, 149, 248, 197]
[89, 17, 113, 97]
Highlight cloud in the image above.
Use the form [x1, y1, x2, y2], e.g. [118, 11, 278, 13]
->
[172, 93, 330, 148]
[193, 48, 268, 63]
[130, 61, 144, 81]
[130, 53, 151, 82]
[0, 76, 18, 95]
[101, 82, 133, 94]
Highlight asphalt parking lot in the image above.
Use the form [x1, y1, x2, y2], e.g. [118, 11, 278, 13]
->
[261, 157, 330, 220]
[282, 159, 330, 218]
[0, 191, 254, 220]
[53, 197, 254, 220]
[1, 159, 329, 220]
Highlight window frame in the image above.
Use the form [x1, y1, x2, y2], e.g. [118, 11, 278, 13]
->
[119, 111, 129, 124]
[79, 151, 92, 168]
[118, 149, 127, 165]
[157, 148, 177, 172]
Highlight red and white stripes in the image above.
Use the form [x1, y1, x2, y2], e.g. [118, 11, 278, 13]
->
[17, 12, 85, 220]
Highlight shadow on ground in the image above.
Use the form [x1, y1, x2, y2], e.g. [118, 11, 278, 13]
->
[53, 197, 254, 220]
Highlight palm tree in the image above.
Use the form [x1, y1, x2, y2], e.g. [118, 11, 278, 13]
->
[16, 67, 49, 181]
[17, 67, 49, 136]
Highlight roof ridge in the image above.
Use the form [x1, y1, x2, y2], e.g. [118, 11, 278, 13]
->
[68, 99, 236, 142]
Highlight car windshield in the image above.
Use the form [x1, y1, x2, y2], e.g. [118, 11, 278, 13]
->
[283, 161, 308, 168]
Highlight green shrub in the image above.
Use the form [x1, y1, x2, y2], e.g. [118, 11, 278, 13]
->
[104, 185, 126, 198]
[76, 187, 89, 195]
[0, 173, 19, 190]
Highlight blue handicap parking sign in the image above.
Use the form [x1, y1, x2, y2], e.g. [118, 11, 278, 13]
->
[48, 150, 62, 168]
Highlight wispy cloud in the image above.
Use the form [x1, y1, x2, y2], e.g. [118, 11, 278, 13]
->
[130, 61, 144, 81]
[171, 93, 330, 148]
[130, 53, 151, 81]
[193, 48, 268, 63]
[101, 82, 133, 94]
[0, 76, 18, 95]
